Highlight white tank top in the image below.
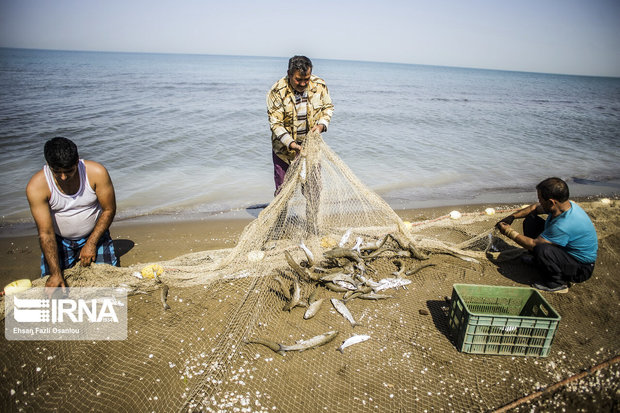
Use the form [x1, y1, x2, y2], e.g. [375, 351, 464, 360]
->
[44, 159, 102, 240]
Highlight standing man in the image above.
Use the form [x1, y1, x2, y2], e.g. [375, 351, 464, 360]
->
[26, 137, 119, 289]
[267, 55, 334, 193]
[496, 177, 598, 293]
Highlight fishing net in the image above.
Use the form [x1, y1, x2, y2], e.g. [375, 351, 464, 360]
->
[1, 132, 619, 412]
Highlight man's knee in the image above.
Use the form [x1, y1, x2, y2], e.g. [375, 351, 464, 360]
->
[532, 243, 554, 260]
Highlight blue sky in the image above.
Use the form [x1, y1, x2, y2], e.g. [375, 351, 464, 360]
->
[1, 0, 619, 76]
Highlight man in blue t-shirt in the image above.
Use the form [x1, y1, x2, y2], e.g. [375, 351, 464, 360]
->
[496, 177, 598, 293]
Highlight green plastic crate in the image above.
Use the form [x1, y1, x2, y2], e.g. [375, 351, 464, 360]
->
[448, 284, 561, 357]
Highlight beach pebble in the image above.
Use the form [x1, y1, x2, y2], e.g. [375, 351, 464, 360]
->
[449, 210, 462, 219]
[600, 198, 611, 205]
[484, 208, 496, 215]
[419, 309, 430, 316]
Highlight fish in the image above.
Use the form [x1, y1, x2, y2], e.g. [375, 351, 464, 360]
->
[304, 298, 324, 319]
[392, 259, 405, 278]
[282, 279, 302, 311]
[356, 292, 393, 300]
[331, 298, 360, 327]
[246, 331, 339, 355]
[307, 286, 320, 304]
[334, 280, 358, 291]
[373, 278, 412, 292]
[337, 334, 371, 353]
[274, 275, 291, 300]
[285, 250, 318, 281]
[319, 272, 356, 284]
[352, 237, 363, 253]
[324, 247, 362, 264]
[324, 282, 350, 293]
[339, 229, 353, 247]
[299, 241, 315, 267]
[160, 284, 171, 310]
[404, 263, 436, 276]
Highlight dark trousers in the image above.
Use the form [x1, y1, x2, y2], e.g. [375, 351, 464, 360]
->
[272, 151, 289, 195]
[523, 214, 595, 288]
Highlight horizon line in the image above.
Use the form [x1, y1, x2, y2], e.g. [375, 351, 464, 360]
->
[2, 46, 618, 79]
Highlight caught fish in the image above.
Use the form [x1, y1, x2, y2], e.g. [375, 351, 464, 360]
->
[404, 263, 436, 276]
[283, 279, 302, 311]
[246, 331, 339, 355]
[331, 298, 360, 327]
[339, 229, 352, 247]
[319, 272, 355, 283]
[274, 275, 291, 300]
[285, 250, 316, 281]
[334, 280, 357, 291]
[357, 292, 393, 300]
[392, 259, 405, 278]
[324, 247, 362, 264]
[352, 237, 363, 253]
[299, 241, 315, 266]
[373, 278, 412, 292]
[304, 298, 324, 320]
[324, 282, 350, 293]
[337, 334, 371, 353]
[308, 286, 320, 304]
[160, 284, 171, 310]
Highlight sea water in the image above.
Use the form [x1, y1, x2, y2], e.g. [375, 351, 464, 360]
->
[1, 48, 619, 228]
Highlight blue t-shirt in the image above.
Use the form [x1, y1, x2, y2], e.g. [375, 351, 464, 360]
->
[541, 201, 598, 263]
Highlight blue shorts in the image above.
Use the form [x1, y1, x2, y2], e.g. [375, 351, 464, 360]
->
[40, 230, 119, 277]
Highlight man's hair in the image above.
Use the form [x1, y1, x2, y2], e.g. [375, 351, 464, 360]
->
[288, 56, 313, 76]
[44, 137, 79, 169]
[536, 177, 569, 202]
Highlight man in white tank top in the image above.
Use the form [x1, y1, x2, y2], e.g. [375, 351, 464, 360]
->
[26, 137, 118, 290]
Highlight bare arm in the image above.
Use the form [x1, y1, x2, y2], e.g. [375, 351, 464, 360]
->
[496, 203, 550, 251]
[26, 171, 65, 289]
[79, 161, 116, 266]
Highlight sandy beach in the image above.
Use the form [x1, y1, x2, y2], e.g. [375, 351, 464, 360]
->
[1, 199, 618, 412]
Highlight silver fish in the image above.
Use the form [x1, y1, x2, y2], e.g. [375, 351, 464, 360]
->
[282, 279, 302, 311]
[299, 241, 315, 266]
[373, 278, 411, 292]
[274, 275, 291, 300]
[324, 282, 350, 293]
[247, 331, 339, 355]
[160, 284, 171, 310]
[337, 334, 371, 353]
[352, 237, 363, 253]
[319, 272, 356, 284]
[304, 298, 324, 320]
[357, 292, 393, 300]
[331, 298, 360, 327]
[339, 229, 352, 247]
[334, 280, 357, 291]
[404, 263, 436, 276]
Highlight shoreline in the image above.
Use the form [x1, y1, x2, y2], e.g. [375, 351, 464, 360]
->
[1, 197, 615, 288]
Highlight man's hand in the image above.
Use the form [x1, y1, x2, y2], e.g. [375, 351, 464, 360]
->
[79, 241, 97, 267]
[45, 273, 66, 298]
[311, 124, 325, 133]
[496, 221, 511, 235]
[495, 215, 515, 229]
[289, 142, 303, 152]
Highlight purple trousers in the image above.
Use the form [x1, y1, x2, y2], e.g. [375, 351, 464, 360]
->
[272, 151, 290, 195]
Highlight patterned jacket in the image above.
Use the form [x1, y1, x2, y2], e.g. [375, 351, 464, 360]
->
[267, 75, 334, 163]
